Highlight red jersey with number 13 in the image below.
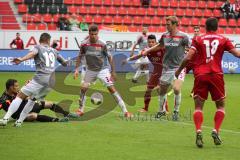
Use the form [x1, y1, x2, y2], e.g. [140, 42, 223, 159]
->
[191, 32, 234, 76]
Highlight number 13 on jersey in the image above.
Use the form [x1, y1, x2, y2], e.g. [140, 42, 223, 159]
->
[203, 39, 219, 63]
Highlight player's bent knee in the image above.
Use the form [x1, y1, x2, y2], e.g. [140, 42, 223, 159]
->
[25, 113, 38, 121]
[17, 91, 28, 100]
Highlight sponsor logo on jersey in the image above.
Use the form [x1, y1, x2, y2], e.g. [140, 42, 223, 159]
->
[165, 42, 179, 46]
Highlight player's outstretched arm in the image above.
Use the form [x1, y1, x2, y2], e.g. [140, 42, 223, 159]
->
[175, 48, 195, 78]
[108, 55, 117, 81]
[12, 51, 36, 65]
[121, 53, 143, 66]
[74, 53, 82, 79]
[142, 43, 164, 56]
[57, 54, 68, 67]
[130, 42, 138, 57]
[229, 48, 240, 58]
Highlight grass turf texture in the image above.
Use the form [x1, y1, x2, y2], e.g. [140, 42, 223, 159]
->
[0, 72, 240, 160]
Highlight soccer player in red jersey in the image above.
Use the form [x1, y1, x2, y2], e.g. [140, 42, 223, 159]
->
[175, 17, 240, 148]
[9, 33, 24, 49]
[122, 35, 168, 113]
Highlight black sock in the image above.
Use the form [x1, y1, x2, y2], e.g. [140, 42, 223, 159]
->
[36, 115, 59, 122]
[50, 104, 69, 116]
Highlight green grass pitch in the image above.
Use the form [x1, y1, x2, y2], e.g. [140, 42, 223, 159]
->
[0, 72, 240, 160]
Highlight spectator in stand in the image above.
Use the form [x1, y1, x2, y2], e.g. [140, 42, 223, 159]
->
[141, 0, 150, 6]
[58, 17, 70, 31]
[79, 18, 89, 31]
[221, 0, 234, 20]
[69, 13, 81, 31]
[233, 0, 240, 19]
[9, 33, 24, 49]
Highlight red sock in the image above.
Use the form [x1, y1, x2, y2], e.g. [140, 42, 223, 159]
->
[193, 110, 203, 132]
[144, 92, 151, 111]
[214, 109, 225, 133]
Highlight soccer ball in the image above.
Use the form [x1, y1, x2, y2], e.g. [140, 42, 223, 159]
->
[228, 67, 236, 74]
[91, 92, 103, 105]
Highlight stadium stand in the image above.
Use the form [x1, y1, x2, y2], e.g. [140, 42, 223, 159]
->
[0, 0, 238, 33]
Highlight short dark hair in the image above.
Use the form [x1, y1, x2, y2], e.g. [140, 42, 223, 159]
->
[148, 34, 156, 40]
[89, 24, 99, 32]
[193, 26, 200, 30]
[205, 17, 218, 32]
[6, 79, 17, 90]
[39, 33, 51, 43]
[16, 32, 20, 35]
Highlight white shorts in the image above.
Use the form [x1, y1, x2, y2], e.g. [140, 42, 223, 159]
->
[160, 68, 186, 85]
[84, 68, 114, 87]
[21, 79, 51, 100]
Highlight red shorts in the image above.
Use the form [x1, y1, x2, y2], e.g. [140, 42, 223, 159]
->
[193, 74, 225, 101]
[147, 71, 161, 89]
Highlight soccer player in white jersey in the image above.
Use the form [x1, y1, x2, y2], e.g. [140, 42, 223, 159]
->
[0, 33, 68, 127]
[130, 26, 150, 83]
[142, 16, 190, 121]
[74, 25, 132, 117]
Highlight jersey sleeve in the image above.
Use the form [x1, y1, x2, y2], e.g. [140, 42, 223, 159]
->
[224, 38, 235, 51]
[10, 40, 15, 45]
[158, 34, 164, 46]
[56, 53, 67, 66]
[190, 37, 198, 51]
[182, 34, 190, 47]
[29, 45, 39, 55]
[136, 35, 143, 44]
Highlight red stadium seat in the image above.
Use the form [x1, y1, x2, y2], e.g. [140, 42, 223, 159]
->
[113, 0, 121, 6]
[198, 1, 206, 9]
[216, 1, 223, 8]
[225, 28, 234, 34]
[148, 26, 157, 32]
[123, 0, 131, 7]
[156, 8, 165, 16]
[83, 0, 92, 5]
[118, 7, 126, 15]
[157, 26, 166, 32]
[185, 9, 193, 17]
[53, 14, 60, 23]
[170, 0, 178, 8]
[178, 26, 186, 32]
[235, 28, 240, 34]
[228, 19, 237, 27]
[88, 6, 97, 15]
[147, 8, 155, 16]
[143, 16, 151, 25]
[93, 0, 102, 6]
[123, 16, 132, 25]
[200, 27, 205, 33]
[128, 25, 138, 32]
[207, 1, 215, 9]
[181, 17, 189, 26]
[218, 27, 224, 34]
[27, 23, 37, 30]
[104, 0, 112, 6]
[204, 9, 213, 17]
[133, 0, 141, 7]
[85, 15, 93, 23]
[165, 8, 174, 16]
[74, 0, 83, 5]
[219, 19, 227, 27]
[161, 18, 166, 25]
[103, 15, 112, 24]
[191, 18, 199, 26]
[98, 6, 107, 15]
[113, 15, 123, 24]
[79, 6, 87, 14]
[43, 14, 52, 23]
[152, 16, 160, 25]
[151, 0, 159, 7]
[238, 19, 240, 26]
[137, 7, 147, 16]
[179, 0, 187, 8]
[188, 1, 196, 8]
[128, 7, 136, 16]
[18, 4, 27, 14]
[93, 15, 102, 24]
[133, 16, 142, 25]
[213, 10, 222, 18]
[22, 14, 32, 23]
[14, 0, 23, 3]
[176, 9, 184, 17]
[194, 9, 202, 17]
[76, 15, 82, 21]
[68, 6, 78, 14]
[186, 26, 194, 33]
[48, 23, 57, 30]
[64, 0, 73, 5]
[200, 18, 206, 26]
[38, 23, 47, 30]
[160, 0, 169, 8]
[108, 7, 117, 15]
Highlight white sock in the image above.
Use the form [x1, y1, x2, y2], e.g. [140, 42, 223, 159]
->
[174, 93, 181, 112]
[133, 69, 142, 80]
[159, 94, 167, 112]
[17, 99, 35, 123]
[4, 97, 23, 120]
[112, 92, 128, 113]
[79, 91, 86, 112]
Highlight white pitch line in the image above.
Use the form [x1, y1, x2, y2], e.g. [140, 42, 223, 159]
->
[81, 105, 240, 135]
